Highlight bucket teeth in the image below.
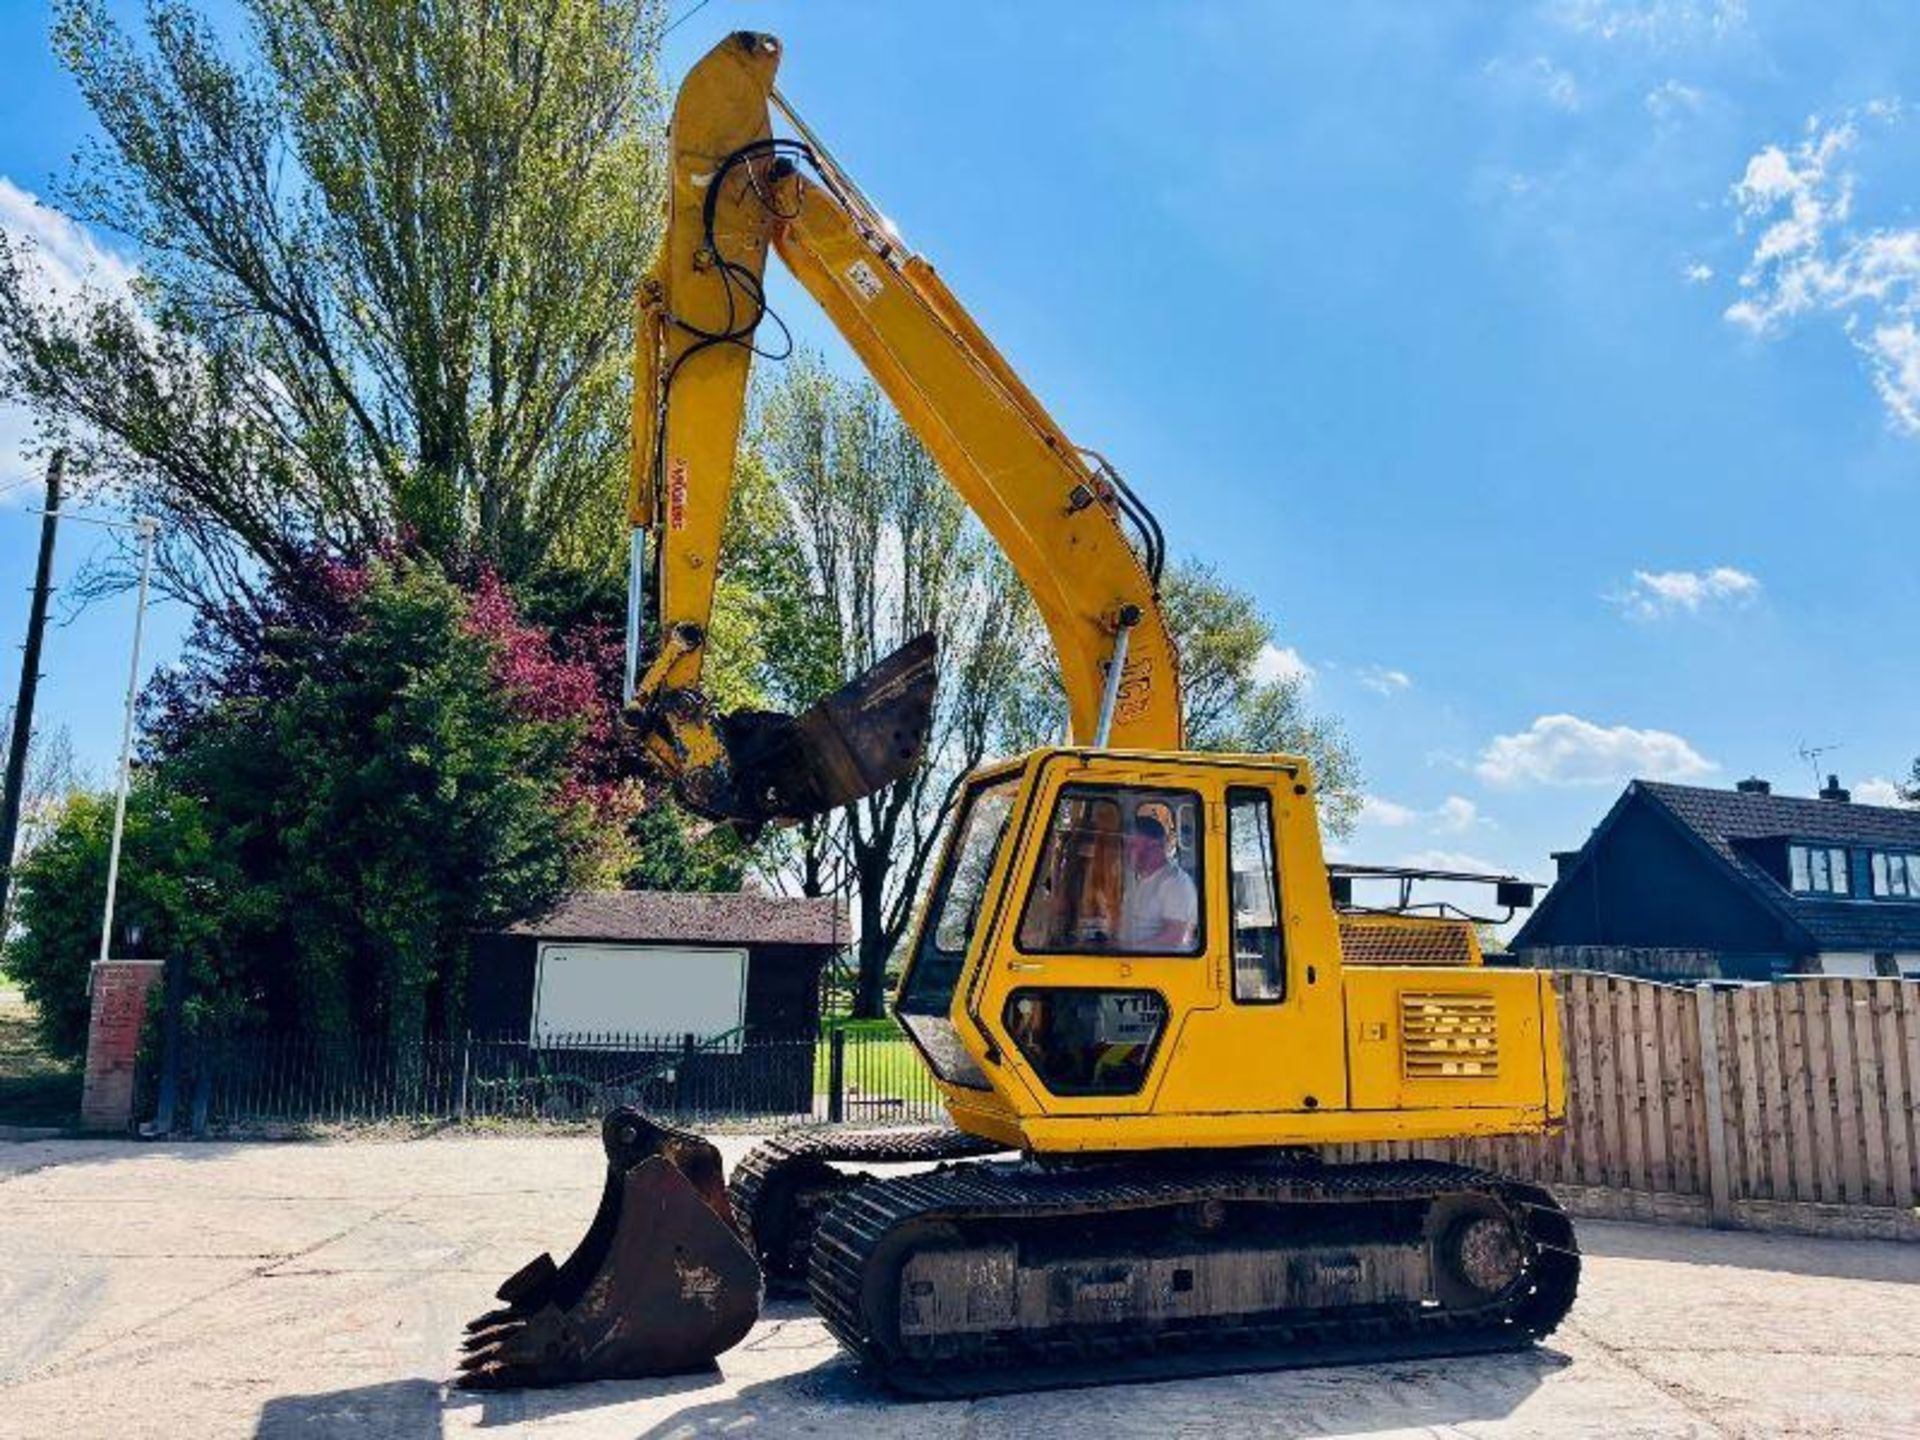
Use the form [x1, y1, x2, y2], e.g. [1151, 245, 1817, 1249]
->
[455, 1108, 763, 1389]
[462, 1307, 517, 1337]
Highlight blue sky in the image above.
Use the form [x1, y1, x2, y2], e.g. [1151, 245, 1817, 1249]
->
[4, 0, 1918, 900]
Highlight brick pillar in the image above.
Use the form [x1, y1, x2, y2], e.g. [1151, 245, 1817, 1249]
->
[80, 960, 165, 1132]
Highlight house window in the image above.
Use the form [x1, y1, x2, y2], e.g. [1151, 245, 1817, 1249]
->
[1869, 851, 1920, 899]
[1789, 844, 1850, 895]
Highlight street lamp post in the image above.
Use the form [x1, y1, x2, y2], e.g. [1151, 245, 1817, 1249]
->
[91, 514, 158, 987]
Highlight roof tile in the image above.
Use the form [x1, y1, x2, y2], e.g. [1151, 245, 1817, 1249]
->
[501, 891, 848, 948]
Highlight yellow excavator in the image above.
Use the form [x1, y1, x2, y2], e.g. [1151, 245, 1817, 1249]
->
[458, 31, 1577, 1396]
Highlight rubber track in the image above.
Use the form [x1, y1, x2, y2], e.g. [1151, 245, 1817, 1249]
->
[727, 1125, 1010, 1282]
[806, 1157, 1580, 1397]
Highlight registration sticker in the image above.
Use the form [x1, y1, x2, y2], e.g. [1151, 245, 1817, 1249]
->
[1097, 992, 1164, 1045]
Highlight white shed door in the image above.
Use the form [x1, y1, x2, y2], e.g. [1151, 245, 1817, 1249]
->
[533, 943, 748, 1046]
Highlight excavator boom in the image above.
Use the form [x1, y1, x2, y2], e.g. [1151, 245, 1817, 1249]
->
[622, 32, 1180, 827]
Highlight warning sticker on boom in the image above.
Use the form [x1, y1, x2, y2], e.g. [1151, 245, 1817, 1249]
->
[668, 457, 689, 531]
[845, 258, 885, 302]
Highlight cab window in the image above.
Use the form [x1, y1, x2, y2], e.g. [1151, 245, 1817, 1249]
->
[929, 777, 1020, 955]
[1227, 787, 1286, 1002]
[1016, 785, 1204, 955]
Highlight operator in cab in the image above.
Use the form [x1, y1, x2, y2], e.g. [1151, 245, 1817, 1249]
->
[1119, 814, 1198, 951]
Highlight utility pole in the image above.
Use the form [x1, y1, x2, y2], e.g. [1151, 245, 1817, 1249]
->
[0, 449, 63, 924]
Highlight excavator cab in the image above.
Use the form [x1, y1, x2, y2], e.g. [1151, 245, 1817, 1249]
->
[896, 748, 1563, 1156]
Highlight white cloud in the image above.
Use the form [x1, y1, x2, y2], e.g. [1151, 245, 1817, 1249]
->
[0, 176, 139, 500]
[1609, 565, 1761, 619]
[1853, 776, 1911, 807]
[1645, 79, 1705, 121]
[0, 176, 137, 308]
[1552, 0, 1748, 46]
[1356, 664, 1412, 696]
[1432, 795, 1480, 834]
[1253, 643, 1313, 687]
[1724, 108, 1920, 433]
[1357, 793, 1480, 834]
[1683, 261, 1715, 284]
[1486, 55, 1582, 113]
[1359, 795, 1419, 828]
[1476, 714, 1716, 787]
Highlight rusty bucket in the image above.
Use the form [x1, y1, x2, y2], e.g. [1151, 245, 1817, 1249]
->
[457, 1109, 762, 1388]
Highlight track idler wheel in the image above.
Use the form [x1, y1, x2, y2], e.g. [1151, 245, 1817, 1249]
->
[456, 1108, 763, 1388]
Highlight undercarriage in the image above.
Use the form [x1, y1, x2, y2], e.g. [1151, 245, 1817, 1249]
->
[740, 1126, 1580, 1396]
[456, 1110, 1580, 1396]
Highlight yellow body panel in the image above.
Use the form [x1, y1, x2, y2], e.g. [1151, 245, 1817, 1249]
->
[898, 748, 1565, 1156]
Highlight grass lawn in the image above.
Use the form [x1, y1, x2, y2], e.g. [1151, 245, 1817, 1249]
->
[0, 983, 81, 1128]
[813, 1018, 939, 1110]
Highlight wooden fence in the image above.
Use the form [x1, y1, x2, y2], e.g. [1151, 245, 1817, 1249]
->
[1344, 974, 1920, 1241]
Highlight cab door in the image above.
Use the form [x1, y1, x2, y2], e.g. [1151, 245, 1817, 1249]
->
[963, 753, 1218, 1118]
[1147, 763, 1349, 1116]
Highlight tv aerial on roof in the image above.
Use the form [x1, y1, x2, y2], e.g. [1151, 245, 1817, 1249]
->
[1796, 739, 1841, 792]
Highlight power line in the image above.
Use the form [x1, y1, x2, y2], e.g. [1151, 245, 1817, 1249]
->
[663, 0, 716, 37]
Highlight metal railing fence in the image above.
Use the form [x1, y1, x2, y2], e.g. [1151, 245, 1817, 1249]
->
[149, 1022, 951, 1133]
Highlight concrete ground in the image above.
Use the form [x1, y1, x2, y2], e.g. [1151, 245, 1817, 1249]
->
[2, 1133, 1917, 1440]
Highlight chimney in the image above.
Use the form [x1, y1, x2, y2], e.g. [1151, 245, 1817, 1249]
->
[1552, 850, 1580, 879]
[1819, 773, 1850, 803]
[1735, 776, 1771, 795]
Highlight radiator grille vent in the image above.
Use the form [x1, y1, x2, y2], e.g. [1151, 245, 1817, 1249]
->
[1339, 915, 1478, 967]
[1399, 991, 1499, 1080]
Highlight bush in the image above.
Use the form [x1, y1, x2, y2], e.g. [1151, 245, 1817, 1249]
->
[10, 552, 748, 1054]
[155, 556, 618, 1043]
[3, 780, 242, 1063]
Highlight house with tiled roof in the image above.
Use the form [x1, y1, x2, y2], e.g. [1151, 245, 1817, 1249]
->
[1510, 775, 1920, 981]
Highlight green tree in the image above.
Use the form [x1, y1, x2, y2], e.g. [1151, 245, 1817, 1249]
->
[624, 802, 748, 894]
[0, 0, 665, 615]
[3, 779, 248, 1062]
[158, 557, 612, 1043]
[730, 357, 1054, 1016]
[0, 720, 83, 938]
[1164, 560, 1362, 837]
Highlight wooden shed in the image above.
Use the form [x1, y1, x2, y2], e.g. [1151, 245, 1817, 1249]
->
[468, 890, 846, 1042]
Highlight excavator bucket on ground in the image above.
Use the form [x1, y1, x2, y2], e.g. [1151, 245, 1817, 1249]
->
[456, 1109, 762, 1389]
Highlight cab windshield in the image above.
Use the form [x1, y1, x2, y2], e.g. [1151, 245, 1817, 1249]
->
[931, 777, 1020, 954]
[897, 775, 1020, 1089]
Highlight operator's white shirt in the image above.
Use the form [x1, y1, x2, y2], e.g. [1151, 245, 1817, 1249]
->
[1120, 862, 1198, 949]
